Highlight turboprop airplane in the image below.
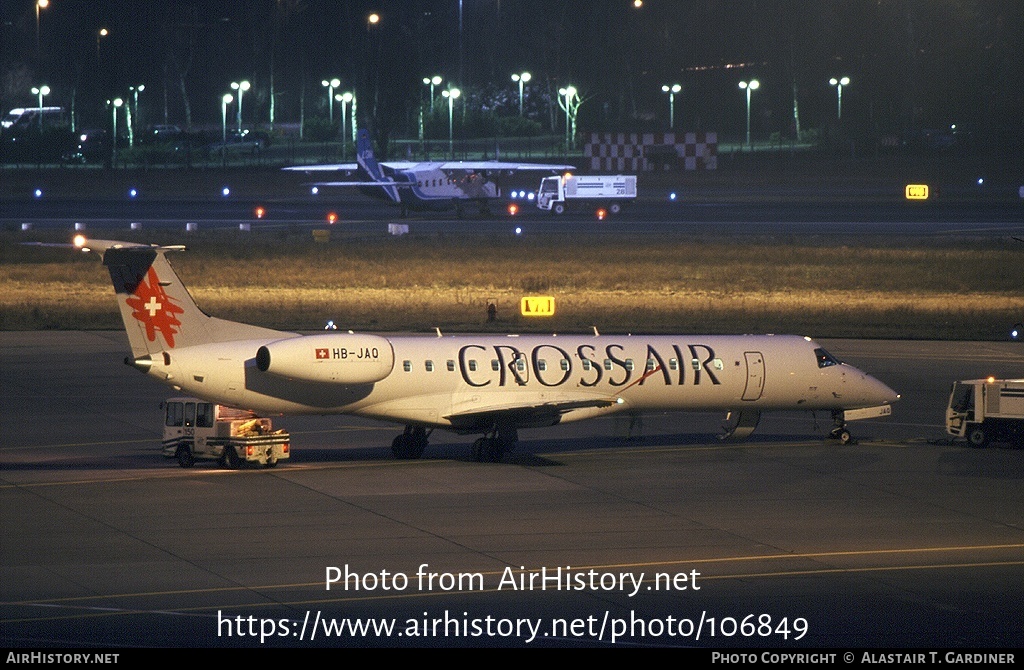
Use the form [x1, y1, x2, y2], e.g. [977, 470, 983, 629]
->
[77, 237, 898, 462]
[285, 129, 574, 217]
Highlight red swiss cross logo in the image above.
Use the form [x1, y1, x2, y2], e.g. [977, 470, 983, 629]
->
[316, 348, 330, 360]
[124, 267, 185, 348]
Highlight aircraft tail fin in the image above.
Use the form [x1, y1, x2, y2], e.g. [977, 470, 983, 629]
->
[80, 239, 288, 360]
[355, 129, 401, 203]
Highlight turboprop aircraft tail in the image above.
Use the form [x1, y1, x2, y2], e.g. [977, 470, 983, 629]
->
[355, 128, 401, 204]
[76, 238, 289, 360]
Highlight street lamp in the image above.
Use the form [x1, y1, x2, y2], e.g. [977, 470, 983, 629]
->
[96, 28, 108, 59]
[661, 83, 681, 130]
[129, 85, 144, 147]
[30, 85, 50, 133]
[35, 0, 49, 58]
[231, 80, 250, 131]
[321, 78, 340, 122]
[221, 93, 233, 143]
[442, 87, 461, 158]
[512, 72, 531, 116]
[738, 79, 759, 147]
[337, 91, 353, 159]
[558, 85, 577, 150]
[108, 97, 123, 166]
[829, 76, 850, 120]
[422, 76, 442, 114]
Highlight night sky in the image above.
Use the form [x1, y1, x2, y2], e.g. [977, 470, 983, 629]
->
[3, 0, 1022, 151]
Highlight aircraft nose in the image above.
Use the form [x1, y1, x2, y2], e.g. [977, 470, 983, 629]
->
[854, 367, 900, 405]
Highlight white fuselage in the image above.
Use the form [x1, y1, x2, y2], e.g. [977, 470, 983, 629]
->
[150, 333, 897, 432]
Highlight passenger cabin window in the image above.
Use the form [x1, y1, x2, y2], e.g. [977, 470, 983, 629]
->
[537, 359, 547, 371]
[814, 348, 841, 369]
[491, 359, 501, 371]
[469, 360, 478, 372]
[403, 360, 412, 372]
[425, 360, 434, 372]
[447, 360, 455, 372]
[670, 358, 678, 371]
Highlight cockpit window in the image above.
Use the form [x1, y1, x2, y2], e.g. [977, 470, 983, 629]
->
[814, 348, 842, 368]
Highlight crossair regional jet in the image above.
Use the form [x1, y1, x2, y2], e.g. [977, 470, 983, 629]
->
[285, 129, 574, 217]
[77, 237, 898, 462]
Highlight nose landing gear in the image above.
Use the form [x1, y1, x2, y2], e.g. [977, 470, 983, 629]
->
[829, 410, 853, 444]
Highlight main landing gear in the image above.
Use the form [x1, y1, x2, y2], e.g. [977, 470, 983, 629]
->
[392, 425, 430, 459]
[472, 424, 518, 462]
[829, 410, 853, 445]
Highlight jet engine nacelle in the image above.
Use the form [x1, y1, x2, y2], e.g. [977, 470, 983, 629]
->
[256, 334, 395, 385]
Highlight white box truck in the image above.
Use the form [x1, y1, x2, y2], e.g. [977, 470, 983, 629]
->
[945, 378, 1024, 447]
[536, 174, 637, 215]
[162, 397, 291, 467]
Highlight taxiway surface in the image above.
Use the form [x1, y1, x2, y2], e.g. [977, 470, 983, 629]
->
[2, 332, 1021, 647]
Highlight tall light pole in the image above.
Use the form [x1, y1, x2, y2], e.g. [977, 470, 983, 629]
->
[231, 81, 250, 131]
[31, 85, 49, 133]
[829, 76, 850, 120]
[423, 76, 441, 114]
[221, 93, 233, 143]
[442, 87, 461, 158]
[129, 84, 144, 147]
[338, 91, 352, 159]
[321, 78, 340, 122]
[96, 28, 108, 59]
[512, 72, 531, 116]
[739, 79, 759, 147]
[558, 86, 578, 151]
[661, 83, 681, 130]
[35, 0, 49, 58]
[108, 97, 123, 166]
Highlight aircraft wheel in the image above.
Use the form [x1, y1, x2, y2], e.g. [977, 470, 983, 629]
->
[472, 438, 486, 462]
[966, 426, 990, 448]
[222, 445, 240, 469]
[486, 440, 505, 462]
[176, 443, 195, 468]
[830, 428, 852, 444]
[392, 434, 426, 459]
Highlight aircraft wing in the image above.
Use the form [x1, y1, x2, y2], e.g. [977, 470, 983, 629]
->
[309, 180, 417, 187]
[283, 163, 360, 173]
[444, 397, 618, 431]
[434, 161, 574, 173]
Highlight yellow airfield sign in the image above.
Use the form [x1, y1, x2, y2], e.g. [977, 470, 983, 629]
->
[905, 184, 929, 200]
[521, 296, 555, 317]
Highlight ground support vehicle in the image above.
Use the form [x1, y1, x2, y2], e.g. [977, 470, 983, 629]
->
[946, 378, 1024, 448]
[536, 174, 637, 215]
[162, 397, 290, 467]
